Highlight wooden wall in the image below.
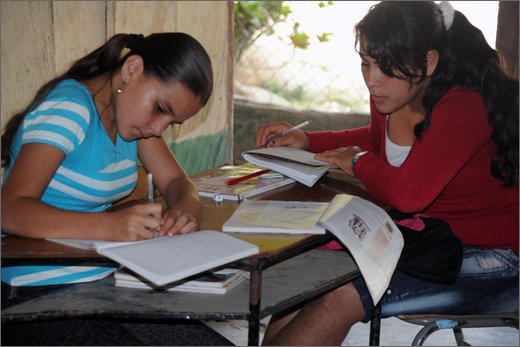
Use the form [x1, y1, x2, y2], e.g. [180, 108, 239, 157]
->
[0, 1, 232, 175]
[496, 1, 519, 77]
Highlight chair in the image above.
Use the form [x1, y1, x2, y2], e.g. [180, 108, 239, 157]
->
[368, 303, 518, 346]
[395, 312, 519, 346]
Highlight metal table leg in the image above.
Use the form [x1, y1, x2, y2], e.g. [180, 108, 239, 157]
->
[369, 303, 381, 346]
[248, 262, 263, 346]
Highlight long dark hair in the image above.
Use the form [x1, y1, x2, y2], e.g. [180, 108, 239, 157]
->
[355, 1, 518, 187]
[1, 32, 213, 168]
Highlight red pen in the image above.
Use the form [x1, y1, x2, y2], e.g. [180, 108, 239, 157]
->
[225, 169, 271, 185]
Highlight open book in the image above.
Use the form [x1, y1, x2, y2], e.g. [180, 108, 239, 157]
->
[222, 200, 329, 234]
[242, 147, 336, 187]
[192, 164, 295, 201]
[222, 195, 403, 303]
[317, 194, 403, 303]
[114, 268, 246, 294]
[47, 230, 259, 287]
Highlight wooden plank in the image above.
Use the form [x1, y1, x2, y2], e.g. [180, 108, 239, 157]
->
[53, 1, 106, 75]
[0, 1, 55, 129]
[113, 1, 178, 35]
[176, 1, 231, 140]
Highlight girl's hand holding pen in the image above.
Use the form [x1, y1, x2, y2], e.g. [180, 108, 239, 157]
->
[255, 121, 310, 149]
[109, 203, 164, 241]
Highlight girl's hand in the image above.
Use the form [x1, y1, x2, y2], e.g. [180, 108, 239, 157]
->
[110, 202, 164, 241]
[255, 122, 309, 149]
[159, 208, 199, 236]
[314, 146, 363, 176]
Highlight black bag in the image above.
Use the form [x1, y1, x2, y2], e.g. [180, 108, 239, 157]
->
[388, 210, 463, 285]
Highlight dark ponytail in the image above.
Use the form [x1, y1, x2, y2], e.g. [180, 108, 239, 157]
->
[2, 32, 213, 168]
[422, 10, 518, 187]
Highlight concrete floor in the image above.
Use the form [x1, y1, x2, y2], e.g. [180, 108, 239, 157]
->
[205, 315, 519, 346]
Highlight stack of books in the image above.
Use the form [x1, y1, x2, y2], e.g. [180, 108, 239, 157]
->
[114, 268, 246, 294]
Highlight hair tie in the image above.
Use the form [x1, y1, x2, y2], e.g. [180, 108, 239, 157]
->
[438, 1, 455, 30]
[126, 33, 144, 51]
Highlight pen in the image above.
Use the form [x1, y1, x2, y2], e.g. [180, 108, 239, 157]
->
[225, 169, 271, 186]
[147, 172, 154, 202]
[147, 172, 160, 239]
[265, 120, 311, 145]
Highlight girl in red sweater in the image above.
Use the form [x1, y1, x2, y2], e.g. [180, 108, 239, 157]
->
[257, 1, 518, 345]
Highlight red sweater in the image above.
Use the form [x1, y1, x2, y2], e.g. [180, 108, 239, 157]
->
[308, 87, 518, 252]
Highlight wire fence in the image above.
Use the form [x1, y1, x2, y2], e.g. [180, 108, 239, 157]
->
[233, 1, 372, 114]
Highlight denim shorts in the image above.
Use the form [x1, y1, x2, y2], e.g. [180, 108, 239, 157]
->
[353, 245, 519, 323]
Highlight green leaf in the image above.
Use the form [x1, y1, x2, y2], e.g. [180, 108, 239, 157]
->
[290, 31, 310, 49]
[279, 4, 292, 17]
[317, 32, 333, 43]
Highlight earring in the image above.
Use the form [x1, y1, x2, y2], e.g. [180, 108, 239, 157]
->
[117, 89, 123, 94]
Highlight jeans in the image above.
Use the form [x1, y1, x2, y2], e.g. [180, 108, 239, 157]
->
[353, 245, 519, 322]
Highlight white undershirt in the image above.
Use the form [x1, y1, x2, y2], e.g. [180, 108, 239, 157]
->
[385, 115, 412, 167]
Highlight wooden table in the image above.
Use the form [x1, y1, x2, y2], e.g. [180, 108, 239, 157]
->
[2, 172, 375, 345]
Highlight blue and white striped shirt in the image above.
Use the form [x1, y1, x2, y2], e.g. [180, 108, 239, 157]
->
[2, 79, 139, 286]
[4, 79, 138, 211]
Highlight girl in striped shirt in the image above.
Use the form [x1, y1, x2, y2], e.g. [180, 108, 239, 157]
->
[2, 32, 213, 241]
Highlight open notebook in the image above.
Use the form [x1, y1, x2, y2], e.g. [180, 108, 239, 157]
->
[242, 147, 336, 187]
[48, 230, 259, 287]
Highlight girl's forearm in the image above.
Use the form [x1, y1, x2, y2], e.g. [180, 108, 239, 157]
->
[161, 175, 202, 216]
[1, 197, 111, 240]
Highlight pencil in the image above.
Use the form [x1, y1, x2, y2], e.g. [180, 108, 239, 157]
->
[265, 120, 311, 145]
[225, 169, 271, 186]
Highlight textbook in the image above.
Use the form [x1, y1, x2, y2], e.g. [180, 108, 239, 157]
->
[47, 230, 259, 287]
[192, 164, 296, 201]
[317, 194, 404, 303]
[242, 147, 336, 187]
[223, 194, 403, 303]
[114, 268, 246, 294]
[222, 200, 329, 234]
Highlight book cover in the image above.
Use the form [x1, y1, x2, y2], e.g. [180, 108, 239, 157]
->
[192, 164, 295, 201]
[222, 200, 329, 234]
[241, 147, 336, 187]
[317, 194, 403, 303]
[114, 268, 246, 294]
[47, 230, 259, 287]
